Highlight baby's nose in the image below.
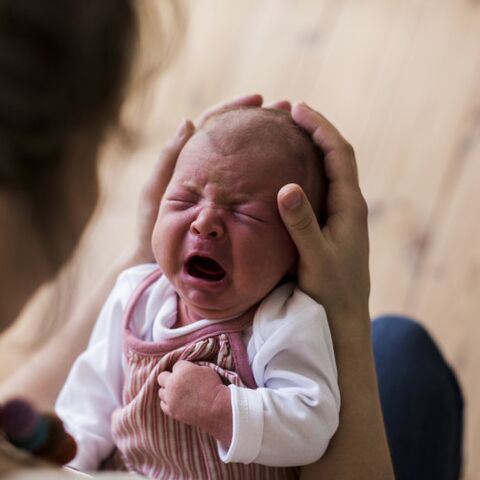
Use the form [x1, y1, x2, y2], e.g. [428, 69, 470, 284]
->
[190, 208, 225, 239]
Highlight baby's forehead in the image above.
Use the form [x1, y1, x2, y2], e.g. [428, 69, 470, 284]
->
[175, 133, 302, 192]
[176, 130, 304, 189]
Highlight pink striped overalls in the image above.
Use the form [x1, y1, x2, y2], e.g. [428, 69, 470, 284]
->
[111, 269, 298, 480]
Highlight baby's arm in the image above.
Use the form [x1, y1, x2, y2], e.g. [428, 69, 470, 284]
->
[221, 288, 340, 466]
[157, 285, 340, 467]
[55, 266, 152, 471]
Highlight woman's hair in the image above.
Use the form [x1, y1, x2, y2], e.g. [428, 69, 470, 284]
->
[0, 0, 138, 174]
[0, 0, 138, 266]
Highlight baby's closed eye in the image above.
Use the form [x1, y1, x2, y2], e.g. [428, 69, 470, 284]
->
[232, 209, 266, 223]
[165, 197, 197, 209]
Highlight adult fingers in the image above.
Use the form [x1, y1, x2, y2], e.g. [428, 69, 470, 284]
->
[291, 102, 366, 222]
[132, 119, 195, 264]
[195, 94, 263, 126]
[265, 100, 292, 111]
[277, 183, 324, 262]
[142, 119, 195, 207]
[291, 102, 359, 185]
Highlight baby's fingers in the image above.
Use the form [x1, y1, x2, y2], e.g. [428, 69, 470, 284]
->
[157, 371, 171, 388]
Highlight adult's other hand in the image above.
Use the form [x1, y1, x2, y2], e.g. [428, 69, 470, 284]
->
[278, 102, 370, 333]
[282, 103, 394, 480]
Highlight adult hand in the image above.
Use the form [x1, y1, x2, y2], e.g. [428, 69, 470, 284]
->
[130, 118, 195, 263]
[281, 104, 394, 480]
[130, 94, 265, 264]
[277, 103, 370, 329]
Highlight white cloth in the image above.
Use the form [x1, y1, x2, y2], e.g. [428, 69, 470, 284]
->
[56, 264, 340, 471]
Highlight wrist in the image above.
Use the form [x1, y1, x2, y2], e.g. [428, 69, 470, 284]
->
[202, 384, 233, 447]
[324, 303, 372, 347]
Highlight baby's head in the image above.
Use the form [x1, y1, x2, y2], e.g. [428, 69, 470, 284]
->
[152, 107, 326, 321]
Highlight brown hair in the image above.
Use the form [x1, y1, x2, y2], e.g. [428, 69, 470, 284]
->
[0, 0, 138, 268]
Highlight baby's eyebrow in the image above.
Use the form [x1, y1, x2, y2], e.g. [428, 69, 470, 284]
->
[178, 182, 201, 195]
[178, 181, 251, 205]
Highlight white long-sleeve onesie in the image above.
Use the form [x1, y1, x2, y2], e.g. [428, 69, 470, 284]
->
[56, 264, 340, 471]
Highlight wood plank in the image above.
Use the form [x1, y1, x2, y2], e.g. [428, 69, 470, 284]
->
[411, 99, 480, 480]
[366, 0, 480, 316]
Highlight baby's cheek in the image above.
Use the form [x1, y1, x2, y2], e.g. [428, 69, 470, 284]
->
[151, 217, 175, 265]
[151, 235, 165, 267]
[267, 231, 297, 272]
[156, 216, 192, 273]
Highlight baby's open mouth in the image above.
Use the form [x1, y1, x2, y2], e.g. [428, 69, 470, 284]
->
[186, 256, 226, 281]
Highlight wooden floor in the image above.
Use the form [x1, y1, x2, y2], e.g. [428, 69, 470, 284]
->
[1, 0, 479, 477]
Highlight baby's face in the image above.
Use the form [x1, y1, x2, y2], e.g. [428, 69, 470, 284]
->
[152, 130, 304, 321]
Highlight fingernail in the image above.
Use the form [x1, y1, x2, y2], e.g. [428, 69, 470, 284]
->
[282, 189, 303, 210]
[176, 119, 188, 138]
[299, 101, 313, 112]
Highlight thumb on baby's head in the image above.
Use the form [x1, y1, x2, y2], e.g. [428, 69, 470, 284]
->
[277, 183, 324, 261]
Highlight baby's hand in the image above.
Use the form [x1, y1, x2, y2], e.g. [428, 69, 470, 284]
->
[157, 360, 233, 447]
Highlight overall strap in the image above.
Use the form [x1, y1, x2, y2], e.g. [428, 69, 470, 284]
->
[122, 267, 163, 345]
[226, 331, 257, 389]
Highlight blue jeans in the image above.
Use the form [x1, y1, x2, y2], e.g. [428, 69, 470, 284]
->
[372, 316, 464, 480]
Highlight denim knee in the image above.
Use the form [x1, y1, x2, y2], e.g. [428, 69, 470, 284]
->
[373, 315, 438, 358]
[372, 315, 464, 480]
